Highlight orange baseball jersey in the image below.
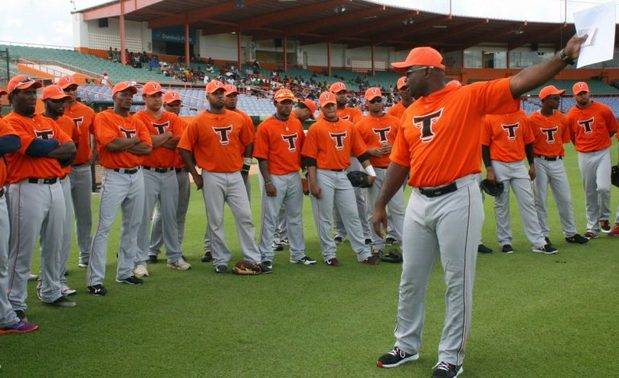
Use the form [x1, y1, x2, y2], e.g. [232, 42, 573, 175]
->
[253, 115, 305, 175]
[232, 108, 254, 153]
[173, 117, 188, 169]
[134, 110, 184, 168]
[481, 111, 535, 163]
[47, 114, 80, 176]
[3, 112, 72, 183]
[94, 109, 152, 169]
[566, 102, 618, 153]
[355, 114, 400, 168]
[391, 78, 519, 187]
[64, 101, 95, 165]
[177, 109, 253, 173]
[387, 102, 407, 120]
[528, 111, 570, 157]
[301, 117, 367, 170]
[0, 118, 18, 187]
[336, 107, 363, 124]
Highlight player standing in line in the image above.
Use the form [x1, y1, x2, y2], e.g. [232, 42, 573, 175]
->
[529, 85, 588, 244]
[566, 82, 618, 237]
[329, 82, 371, 244]
[301, 91, 379, 266]
[4, 75, 77, 317]
[58, 76, 96, 269]
[41, 85, 80, 297]
[149, 91, 191, 261]
[387, 77, 413, 120]
[87, 82, 152, 296]
[134, 82, 190, 277]
[253, 89, 316, 273]
[482, 110, 558, 254]
[374, 37, 585, 376]
[178, 80, 261, 275]
[0, 116, 39, 335]
[355, 87, 404, 260]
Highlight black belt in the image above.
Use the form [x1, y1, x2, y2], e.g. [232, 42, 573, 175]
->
[535, 155, 562, 161]
[175, 168, 185, 173]
[0, 188, 4, 198]
[323, 168, 345, 172]
[72, 163, 89, 167]
[113, 168, 138, 174]
[419, 182, 458, 198]
[28, 178, 58, 184]
[143, 166, 174, 173]
[375, 165, 389, 169]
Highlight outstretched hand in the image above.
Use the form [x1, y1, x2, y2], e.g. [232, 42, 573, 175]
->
[564, 34, 588, 61]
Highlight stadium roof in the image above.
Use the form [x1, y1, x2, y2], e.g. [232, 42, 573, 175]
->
[75, 0, 619, 50]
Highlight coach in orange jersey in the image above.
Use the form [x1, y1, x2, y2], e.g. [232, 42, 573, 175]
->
[387, 77, 413, 120]
[567, 81, 618, 237]
[41, 85, 80, 297]
[355, 87, 404, 261]
[134, 82, 190, 277]
[4, 75, 77, 317]
[178, 80, 261, 275]
[58, 76, 96, 268]
[374, 36, 586, 376]
[253, 89, 317, 273]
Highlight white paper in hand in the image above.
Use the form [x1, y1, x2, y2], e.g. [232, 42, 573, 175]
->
[574, 2, 616, 68]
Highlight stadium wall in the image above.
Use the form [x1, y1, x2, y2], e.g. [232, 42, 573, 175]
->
[73, 13, 151, 53]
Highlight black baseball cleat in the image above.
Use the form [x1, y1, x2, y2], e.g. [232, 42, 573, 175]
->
[501, 244, 514, 254]
[385, 236, 398, 245]
[365, 238, 373, 245]
[325, 258, 340, 267]
[116, 276, 144, 285]
[477, 244, 493, 254]
[376, 346, 419, 368]
[260, 261, 273, 274]
[432, 361, 463, 377]
[87, 284, 107, 296]
[565, 234, 589, 244]
[532, 244, 558, 255]
[214, 265, 228, 274]
[15, 310, 27, 322]
[148, 255, 158, 264]
[544, 236, 552, 245]
[201, 251, 213, 263]
[334, 235, 344, 244]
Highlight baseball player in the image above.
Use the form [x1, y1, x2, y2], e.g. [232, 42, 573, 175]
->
[529, 85, 588, 244]
[41, 85, 80, 297]
[301, 91, 379, 266]
[178, 80, 261, 275]
[134, 82, 190, 277]
[253, 89, 316, 273]
[87, 81, 152, 296]
[387, 77, 413, 120]
[355, 87, 404, 259]
[329, 82, 371, 244]
[0, 116, 39, 334]
[58, 76, 96, 268]
[482, 110, 557, 254]
[566, 82, 618, 237]
[374, 37, 585, 376]
[148, 91, 191, 262]
[4, 75, 77, 316]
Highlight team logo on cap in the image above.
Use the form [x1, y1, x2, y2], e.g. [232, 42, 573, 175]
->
[412, 108, 443, 143]
[541, 127, 558, 144]
[213, 125, 233, 145]
[329, 131, 347, 150]
[577, 117, 594, 134]
[372, 127, 391, 143]
[501, 123, 519, 141]
[281, 133, 299, 151]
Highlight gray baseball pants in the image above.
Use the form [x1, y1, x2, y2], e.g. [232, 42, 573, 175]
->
[577, 148, 611, 232]
[149, 170, 190, 256]
[368, 167, 405, 249]
[0, 196, 20, 327]
[69, 165, 92, 264]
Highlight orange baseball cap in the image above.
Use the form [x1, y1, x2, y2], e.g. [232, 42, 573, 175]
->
[6, 75, 42, 94]
[572, 82, 589, 95]
[224, 84, 238, 96]
[301, 98, 317, 114]
[206, 80, 226, 94]
[364, 87, 382, 101]
[391, 46, 445, 71]
[142, 81, 163, 96]
[319, 91, 337, 107]
[41, 85, 71, 101]
[57, 76, 78, 89]
[162, 91, 181, 104]
[112, 81, 137, 95]
[329, 82, 347, 94]
[274, 88, 296, 103]
[396, 77, 408, 90]
[539, 85, 565, 100]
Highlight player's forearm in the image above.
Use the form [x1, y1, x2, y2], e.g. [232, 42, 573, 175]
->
[257, 159, 272, 184]
[481, 145, 492, 168]
[0, 135, 21, 155]
[161, 136, 180, 150]
[244, 143, 253, 158]
[179, 148, 199, 176]
[376, 162, 408, 207]
[509, 55, 567, 98]
[106, 138, 137, 152]
[151, 134, 172, 148]
[48, 142, 77, 160]
[525, 143, 534, 165]
[306, 165, 318, 186]
[127, 142, 152, 156]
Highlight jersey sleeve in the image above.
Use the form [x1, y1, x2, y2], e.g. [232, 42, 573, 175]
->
[560, 116, 571, 145]
[53, 122, 72, 144]
[388, 116, 400, 142]
[522, 118, 535, 144]
[94, 113, 120, 148]
[351, 126, 368, 157]
[389, 126, 410, 167]
[480, 117, 492, 146]
[252, 120, 269, 160]
[134, 118, 152, 146]
[170, 115, 185, 138]
[300, 124, 318, 159]
[238, 116, 254, 147]
[7, 118, 36, 154]
[468, 78, 520, 116]
[177, 118, 197, 152]
[0, 118, 17, 138]
[603, 105, 618, 134]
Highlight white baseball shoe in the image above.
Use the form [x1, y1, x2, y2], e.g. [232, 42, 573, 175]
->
[167, 257, 191, 271]
[133, 264, 149, 278]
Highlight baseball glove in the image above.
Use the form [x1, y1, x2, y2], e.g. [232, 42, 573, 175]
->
[379, 244, 403, 263]
[480, 179, 504, 197]
[232, 260, 262, 275]
[347, 171, 372, 188]
[612, 165, 619, 188]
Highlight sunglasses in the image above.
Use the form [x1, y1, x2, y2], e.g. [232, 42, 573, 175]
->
[406, 66, 429, 75]
[368, 97, 383, 104]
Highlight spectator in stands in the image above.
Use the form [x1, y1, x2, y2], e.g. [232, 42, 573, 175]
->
[101, 72, 111, 88]
[108, 47, 114, 61]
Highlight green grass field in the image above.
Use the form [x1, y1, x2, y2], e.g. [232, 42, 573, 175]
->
[2, 144, 617, 377]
